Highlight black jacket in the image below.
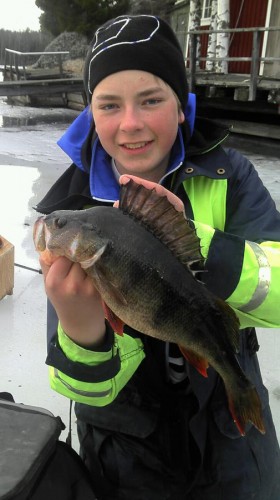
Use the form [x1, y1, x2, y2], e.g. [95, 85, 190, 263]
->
[35, 118, 280, 499]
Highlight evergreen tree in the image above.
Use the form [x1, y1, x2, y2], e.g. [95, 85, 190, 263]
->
[35, 0, 130, 39]
[128, 0, 176, 22]
[0, 28, 53, 65]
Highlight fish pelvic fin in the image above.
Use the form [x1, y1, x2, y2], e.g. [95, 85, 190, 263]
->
[179, 345, 209, 378]
[227, 384, 266, 436]
[119, 179, 204, 272]
[102, 301, 124, 336]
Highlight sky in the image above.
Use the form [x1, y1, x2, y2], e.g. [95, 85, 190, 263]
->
[0, 0, 42, 31]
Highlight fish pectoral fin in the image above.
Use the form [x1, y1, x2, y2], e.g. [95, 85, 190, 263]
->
[80, 245, 107, 269]
[179, 345, 209, 378]
[102, 301, 125, 336]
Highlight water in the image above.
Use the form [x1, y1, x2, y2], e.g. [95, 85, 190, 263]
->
[0, 99, 79, 166]
[0, 95, 79, 128]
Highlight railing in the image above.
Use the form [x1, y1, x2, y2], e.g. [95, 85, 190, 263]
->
[3, 49, 70, 80]
[186, 26, 280, 101]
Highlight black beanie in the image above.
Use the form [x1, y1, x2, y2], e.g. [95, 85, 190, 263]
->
[83, 15, 188, 111]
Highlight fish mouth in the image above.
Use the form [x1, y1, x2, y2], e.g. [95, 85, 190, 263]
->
[34, 217, 97, 263]
[33, 217, 47, 251]
[33, 217, 66, 255]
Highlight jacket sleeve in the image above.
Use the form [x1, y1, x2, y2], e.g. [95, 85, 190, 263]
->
[191, 148, 280, 329]
[45, 302, 145, 405]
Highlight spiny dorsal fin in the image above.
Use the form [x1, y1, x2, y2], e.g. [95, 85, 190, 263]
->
[119, 179, 203, 269]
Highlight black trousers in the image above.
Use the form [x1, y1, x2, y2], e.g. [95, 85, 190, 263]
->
[76, 403, 280, 500]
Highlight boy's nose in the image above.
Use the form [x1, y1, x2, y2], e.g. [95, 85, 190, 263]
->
[120, 107, 144, 132]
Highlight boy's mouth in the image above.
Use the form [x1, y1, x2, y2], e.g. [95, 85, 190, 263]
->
[122, 141, 152, 150]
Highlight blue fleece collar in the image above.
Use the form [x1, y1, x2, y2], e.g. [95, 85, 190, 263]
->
[57, 93, 196, 202]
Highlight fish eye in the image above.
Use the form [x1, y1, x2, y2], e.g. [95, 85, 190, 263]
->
[55, 217, 67, 229]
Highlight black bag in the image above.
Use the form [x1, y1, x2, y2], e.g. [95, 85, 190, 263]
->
[0, 393, 97, 500]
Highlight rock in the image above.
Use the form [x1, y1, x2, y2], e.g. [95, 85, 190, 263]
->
[32, 32, 88, 71]
[63, 58, 85, 77]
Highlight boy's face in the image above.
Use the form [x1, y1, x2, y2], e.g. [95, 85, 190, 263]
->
[91, 70, 185, 182]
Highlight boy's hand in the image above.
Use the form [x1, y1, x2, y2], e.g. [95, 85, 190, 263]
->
[40, 256, 106, 347]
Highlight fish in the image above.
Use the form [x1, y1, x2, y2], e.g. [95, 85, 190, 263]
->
[33, 178, 265, 436]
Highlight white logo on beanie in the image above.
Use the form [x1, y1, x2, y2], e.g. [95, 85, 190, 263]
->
[87, 15, 160, 96]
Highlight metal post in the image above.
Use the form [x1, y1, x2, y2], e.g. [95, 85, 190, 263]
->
[249, 30, 261, 101]
[3, 50, 7, 80]
[58, 54, 63, 77]
[22, 55, 27, 80]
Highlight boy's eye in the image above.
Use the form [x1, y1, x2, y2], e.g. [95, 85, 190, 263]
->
[100, 103, 118, 110]
[144, 98, 162, 105]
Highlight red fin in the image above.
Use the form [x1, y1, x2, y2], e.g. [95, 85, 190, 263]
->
[227, 386, 266, 436]
[179, 345, 209, 378]
[102, 301, 124, 336]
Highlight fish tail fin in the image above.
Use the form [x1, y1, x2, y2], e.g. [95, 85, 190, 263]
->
[227, 384, 266, 436]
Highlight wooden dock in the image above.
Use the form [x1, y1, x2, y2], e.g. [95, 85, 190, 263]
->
[0, 48, 86, 108]
[188, 71, 280, 95]
[0, 77, 84, 97]
[0, 76, 86, 109]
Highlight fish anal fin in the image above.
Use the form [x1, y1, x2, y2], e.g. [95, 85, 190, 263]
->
[179, 345, 209, 378]
[227, 385, 266, 436]
[102, 301, 124, 336]
[119, 180, 204, 272]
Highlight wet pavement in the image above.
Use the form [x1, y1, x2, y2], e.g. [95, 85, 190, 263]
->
[0, 99, 279, 449]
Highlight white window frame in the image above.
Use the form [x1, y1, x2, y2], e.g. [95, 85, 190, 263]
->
[201, 0, 213, 26]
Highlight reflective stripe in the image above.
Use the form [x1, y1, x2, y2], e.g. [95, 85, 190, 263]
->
[54, 368, 112, 398]
[239, 241, 271, 313]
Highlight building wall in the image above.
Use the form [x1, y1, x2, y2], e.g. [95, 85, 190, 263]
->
[228, 0, 268, 73]
[170, 1, 190, 56]
[170, 0, 280, 77]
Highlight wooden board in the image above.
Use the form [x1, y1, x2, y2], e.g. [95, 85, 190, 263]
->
[0, 236, 14, 300]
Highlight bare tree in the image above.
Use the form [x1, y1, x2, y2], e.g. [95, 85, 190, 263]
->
[129, 0, 175, 22]
[216, 0, 230, 73]
[188, 0, 202, 68]
[206, 0, 217, 71]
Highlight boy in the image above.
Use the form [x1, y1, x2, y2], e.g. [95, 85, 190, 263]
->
[37, 15, 280, 499]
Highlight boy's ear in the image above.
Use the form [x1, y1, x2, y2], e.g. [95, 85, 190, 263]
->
[178, 109, 185, 124]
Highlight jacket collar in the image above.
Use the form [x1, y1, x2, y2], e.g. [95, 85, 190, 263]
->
[88, 129, 186, 202]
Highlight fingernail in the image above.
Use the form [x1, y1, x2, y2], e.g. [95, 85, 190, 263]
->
[119, 175, 131, 185]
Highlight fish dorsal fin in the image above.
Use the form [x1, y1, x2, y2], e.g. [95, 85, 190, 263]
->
[119, 179, 203, 269]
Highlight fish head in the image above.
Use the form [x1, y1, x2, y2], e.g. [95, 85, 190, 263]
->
[33, 208, 106, 266]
